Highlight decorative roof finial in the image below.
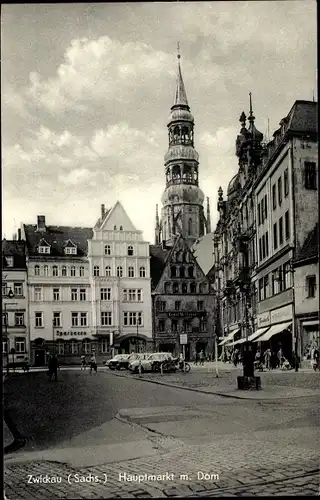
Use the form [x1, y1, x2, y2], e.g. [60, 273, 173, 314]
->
[177, 41, 181, 60]
[248, 92, 255, 122]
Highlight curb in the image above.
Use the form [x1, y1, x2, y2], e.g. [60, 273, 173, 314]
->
[107, 371, 270, 400]
[108, 371, 318, 401]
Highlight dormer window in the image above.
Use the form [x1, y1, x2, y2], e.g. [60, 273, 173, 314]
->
[37, 238, 50, 254]
[65, 247, 77, 255]
[38, 246, 50, 254]
[64, 240, 77, 255]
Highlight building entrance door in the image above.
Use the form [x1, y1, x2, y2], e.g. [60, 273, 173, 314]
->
[34, 349, 45, 366]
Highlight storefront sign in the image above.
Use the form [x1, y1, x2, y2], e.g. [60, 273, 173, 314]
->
[180, 334, 188, 345]
[56, 331, 88, 337]
[168, 311, 207, 318]
[270, 304, 293, 324]
[257, 312, 271, 328]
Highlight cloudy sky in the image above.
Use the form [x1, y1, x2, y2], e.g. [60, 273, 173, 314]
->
[2, 1, 317, 243]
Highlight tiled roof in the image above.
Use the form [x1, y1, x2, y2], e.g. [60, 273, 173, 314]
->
[2, 240, 26, 268]
[191, 233, 215, 276]
[24, 225, 93, 258]
[150, 244, 170, 290]
[294, 223, 319, 264]
[286, 101, 317, 135]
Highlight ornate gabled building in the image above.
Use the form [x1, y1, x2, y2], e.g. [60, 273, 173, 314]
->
[152, 234, 215, 360]
[155, 51, 211, 248]
[213, 98, 318, 365]
[212, 94, 264, 349]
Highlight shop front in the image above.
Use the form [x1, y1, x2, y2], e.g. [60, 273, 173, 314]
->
[30, 330, 111, 365]
[254, 305, 293, 363]
[298, 318, 319, 360]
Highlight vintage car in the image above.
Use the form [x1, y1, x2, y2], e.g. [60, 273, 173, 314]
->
[116, 352, 151, 370]
[106, 354, 131, 370]
[129, 352, 172, 373]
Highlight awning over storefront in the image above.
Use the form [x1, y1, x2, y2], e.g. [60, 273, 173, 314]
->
[219, 329, 240, 346]
[253, 322, 291, 342]
[302, 320, 319, 327]
[248, 327, 270, 342]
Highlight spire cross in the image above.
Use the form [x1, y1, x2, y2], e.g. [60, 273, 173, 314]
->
[177, 41, 181, 60]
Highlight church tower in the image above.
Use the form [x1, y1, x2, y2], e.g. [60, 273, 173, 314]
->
[157, 47, 209, 247]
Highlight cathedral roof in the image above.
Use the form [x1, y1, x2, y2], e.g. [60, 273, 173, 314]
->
[227, 174, 240, 196]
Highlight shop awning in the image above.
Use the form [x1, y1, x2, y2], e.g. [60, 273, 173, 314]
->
[253, 322, 291, 342]
[219, 329, 240, 346]
[228, 327, 270, 346]
[302, 320, 319, 327]
[248, 327, 270, 342]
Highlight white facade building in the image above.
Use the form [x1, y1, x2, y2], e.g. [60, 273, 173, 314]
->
[88, 202, 153, 353]
[22, 216, 94, 365]
[2, 239, 29, 365]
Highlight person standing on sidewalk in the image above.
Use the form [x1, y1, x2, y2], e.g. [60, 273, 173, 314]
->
[90, 354, 97, 374]
[311, 346, 319, 371]
[80, 354, 86, 370]
[264, 348, 271, 370]
[199, 350, 205, 366]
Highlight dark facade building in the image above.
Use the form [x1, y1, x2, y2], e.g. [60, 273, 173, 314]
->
[151, 235, 215, 360]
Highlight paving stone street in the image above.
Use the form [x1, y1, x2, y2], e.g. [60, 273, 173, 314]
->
[4, 367, 320, 498]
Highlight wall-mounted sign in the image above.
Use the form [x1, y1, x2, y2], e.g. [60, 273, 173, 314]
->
[270, 304, 293, 324]
[180, 334, 188, 345]
[56, 331, 88, 337]
[257, 312, 271, 328]
[168, 311, 207, 318]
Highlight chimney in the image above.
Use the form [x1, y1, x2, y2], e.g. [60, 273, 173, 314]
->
[101, 204, 105, 218]
[18, 228, 21, 241]
[37, 215, 46, 232]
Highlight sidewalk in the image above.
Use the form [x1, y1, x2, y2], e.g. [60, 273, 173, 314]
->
[112, 370, 319, 400]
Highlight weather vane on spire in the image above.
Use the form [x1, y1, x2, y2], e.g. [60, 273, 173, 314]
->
[177, 41, 181, 60]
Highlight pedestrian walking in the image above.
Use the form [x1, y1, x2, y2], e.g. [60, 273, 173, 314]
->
[194, 351, 198, 365]
[199, 350, 205, 366]
[80, 354, 86, 370]
[48, 353, 58, 381]
[277, 348, 283, 369]
[311, 346, 319, 371]
[264, 348, 271, 370]
[23, 356, 29, 373]
[90, 354, 97, 374]
[233, 348, 239, 367]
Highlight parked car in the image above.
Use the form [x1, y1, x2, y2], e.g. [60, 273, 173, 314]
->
[129, 352, 172, 373]
[117, 352, 150, 370]
[106, 354, 131, 370]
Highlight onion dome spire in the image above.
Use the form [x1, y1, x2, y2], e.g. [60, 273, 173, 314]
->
[173, 42, 189, 109]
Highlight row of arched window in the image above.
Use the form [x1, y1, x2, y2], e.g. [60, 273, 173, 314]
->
[104, 245, 134, 256]
[34, 265, 85, 277]
[164, 281, 208, 294]
[170, 266, 194, 278]
[93, 265, 146, 278]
